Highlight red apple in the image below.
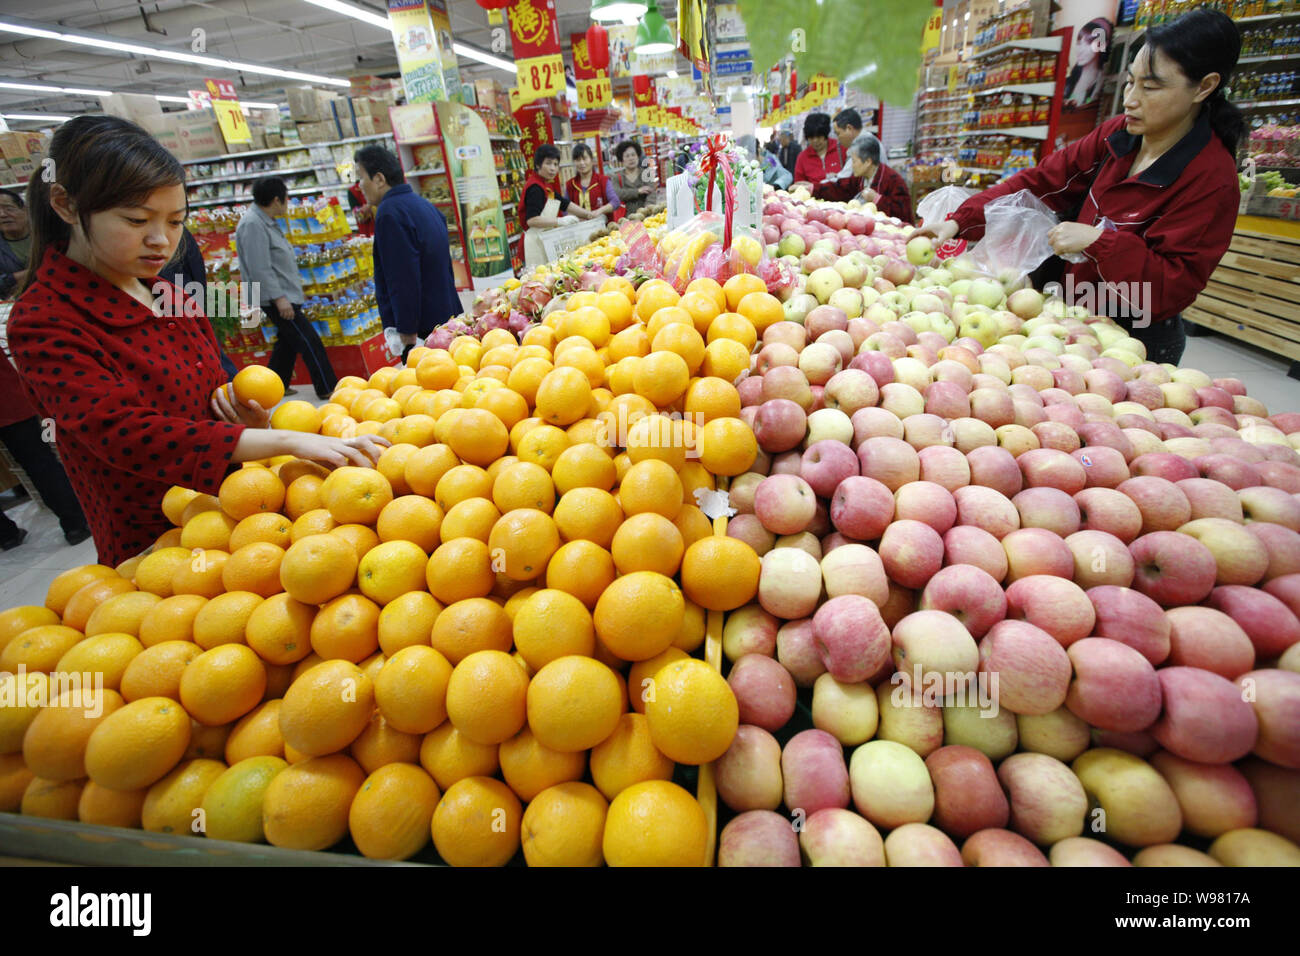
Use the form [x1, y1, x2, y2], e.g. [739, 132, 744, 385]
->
[1002, 527, 1073, 582]
[925, 745, 1009, 841]
[879, 519, 945, 590]
[1005, 575, 1095, 648]
[966, 445, 1023, 498]
[1165, 605, 1255, 680]
[1205, 585, 1300, 659]
[754, 473, 817, 535]
[1117, 476, 1191, 534]
[1012, 487, 1081, 537]
[1066, 637, 1163, 732]
[918, 563, 1007, 638]
[829, 475, 895, 541]
[978, 619, 1073, 715]
[1152, 667, 1258, 764]
[942, 525, 1009, 582]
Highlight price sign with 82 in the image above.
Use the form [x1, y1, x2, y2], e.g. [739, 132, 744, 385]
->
[518, 54, 564, 101]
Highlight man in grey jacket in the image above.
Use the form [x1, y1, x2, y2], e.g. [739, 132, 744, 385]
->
[235, 177, 336, 399]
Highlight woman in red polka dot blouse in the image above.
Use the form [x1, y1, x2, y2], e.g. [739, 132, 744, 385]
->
[7, 115, 388, 566]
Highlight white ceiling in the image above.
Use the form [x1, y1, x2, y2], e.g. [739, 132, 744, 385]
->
[0, 0, 660, 118]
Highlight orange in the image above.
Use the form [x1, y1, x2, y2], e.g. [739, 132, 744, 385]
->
[417, 351, 461, 390]
[477, 387, 529, 431]
[0, 752, 34, 812]
[0, 605, 60, 653]
[419, 723, 499, 791]
[645, 657, 738, 765]
[545, 540, 616, 610]
[681, 536, 761, 611]
[706, 311, 758, 348]
[279, 660, 374, 757]
[492, 461, 556, 515]
[375, 443, 418, 496]
[431, 775, 522, 867]
[673, 504, 715, 551]
[552, 489, 623, 550]
[0, 624, 85, 674]
[445, 650, 529, 745]
[599, 274, 637, 305]
[141, 757, 225, 834]
[698, 416, 759, 477]
[485, 454, 520, 486]
[634, 281, 681, 324]
[391, 413, 439, 447]
[624, 415, 688, 471]
[116, 554, 146, 581]
[83, 695, 191, 790]
[245, 593, 316, 666]
[633, 351, 690, 407]
[512, 589, 595, 671]
[83, 590, 160, 638]
[723, 272, 766, 310]
[603, 779, 709, 867]
[652, 323, 707, 375]
[499, 726, 587, 802]
[232, 365, 285, 409]
[735, 288, 783, 331]
[507, 357, 555, 406]
[62, 576, 137, 632]
[225, 700, 284, 763]
[701, 338, 751, 381]
[161, 487, 200, 528]
[685, 377, 742, 423]
[404, 443, 459, 498]
[674, 600, 707, 653]
[53, 632, 143, 692]
[180, 509, 237, 552]
[645, 305, 694, 342]
[262, 753, 366, 850]
[564, 306, 612, 348]
[350, 711, 422, 774]
[375, 645, 452, 735]
[119, 640, 202, 702]
[431, 597, 512, 664]
[179, 492, 221, 525]
[590, 712, 675, 799]
[360, 397, 402, 424]
[376, 592, 439, 656]
[626, 646, 688, 713]
[677, 461, 713, 502]
[686, 276, 727, 312]
[229, 512, 293, 551]
[595, 290, 634, 331]
[179, 643, 266, 726]
[552, 443, 617, 494]
[290, 508, 337, 541]
[434, 464, 492, 512]
[78, 780, 147, 828]
[440, 497, 501, 544]
[426, 539, 495, 604]
[487, 508, 560, 582]
[138, 594, 207, 647]
[349, 762, 439, 860]
[515, 424, 570, 471]
[280, 534, 358, 605]
[331, 523, 380, 561]
[444, 409, 509, 469]
[21, 777, 84, 820]
[320, 466, 394, 525]
[526, 655, 623, 752]
[185, 719, 233, 761]
[618, 460, 684, 520]
[272, 399, 325, 432]
[680, 289, 723, 335]
[219, 467, 286, 521]
[594, 571, 685, 662]
[404, 346, 432, 369]
[374, 496, 444, 553]
[310, 593, 381, 662]
[555, 346, 606, 390]
[22, 687, 125, 781]
[520, 781, 607, 867]
[608, 326, 650, 362]
[611, 512, 685, 576]
[201, 754, 289, 843]
[221, 541, 286, 600]
[357, 540, 428, 606]
[369, 366, 402, 394]
[0, 670, 48, 752]
[169, 548, 230, 598]
[535, 367, 592, 427]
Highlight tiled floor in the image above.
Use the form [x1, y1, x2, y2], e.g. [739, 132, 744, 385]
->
[1, 330, 1297, 613]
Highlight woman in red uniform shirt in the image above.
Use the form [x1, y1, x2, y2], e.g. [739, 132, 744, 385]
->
[791, 113, 845, 191]
[8, 115, 387, 566]
[913, 8, 1243, 366]
[565, 143, 617, 220]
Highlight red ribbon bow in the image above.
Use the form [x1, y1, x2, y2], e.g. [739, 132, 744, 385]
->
[698, 134, 736, 251]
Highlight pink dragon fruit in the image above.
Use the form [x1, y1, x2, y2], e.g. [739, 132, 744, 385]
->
[578, 269, 607, 292]
[425, 325, 455, 349]
[516, 280, 552, 318]
[506, 310, 531, 336]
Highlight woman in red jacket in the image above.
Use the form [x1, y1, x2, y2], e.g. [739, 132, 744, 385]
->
[913, 8, 1243, 366]
[8, 115, 387, 566]
[565, 143, 617, 220]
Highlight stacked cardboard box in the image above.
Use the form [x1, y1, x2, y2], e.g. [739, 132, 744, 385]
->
[99, 92, 164, 126]
[0, 130, 51, 184]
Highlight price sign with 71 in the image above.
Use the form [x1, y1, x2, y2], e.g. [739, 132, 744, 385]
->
[517, 54, 564, 103]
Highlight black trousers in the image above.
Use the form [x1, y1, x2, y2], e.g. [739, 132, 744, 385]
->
[0, 415, 87, 538]
[1126, 314, 1188, 367]
[265, 302, 337, 399]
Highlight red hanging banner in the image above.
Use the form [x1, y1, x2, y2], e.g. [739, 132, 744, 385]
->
[571, 32, 612, 110]
[509, 0, 563, 105]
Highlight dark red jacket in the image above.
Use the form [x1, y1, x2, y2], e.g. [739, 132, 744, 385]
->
[948, 113, 1238, 327]
[0, 354, 38, 428]
[815, 162, 914, 223]
[8, 247, 245, 566]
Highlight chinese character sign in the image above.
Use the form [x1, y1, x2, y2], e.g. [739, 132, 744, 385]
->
[571, 33, 611, 110]
[387, 0, 448, 103]
[509, 0, 564, 104]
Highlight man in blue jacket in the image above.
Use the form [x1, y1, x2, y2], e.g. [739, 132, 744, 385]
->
[354, 145, 460, 364]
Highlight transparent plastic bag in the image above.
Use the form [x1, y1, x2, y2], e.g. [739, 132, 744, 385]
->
[659, 211, 765, 293]
[916, 185, 975, 231]
[968, 189, 1061, 282]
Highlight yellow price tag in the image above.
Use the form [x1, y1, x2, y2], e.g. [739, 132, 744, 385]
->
[213, 98, 250, 144]
[516, 54, 565, 104]
[577, 76, 612, 110]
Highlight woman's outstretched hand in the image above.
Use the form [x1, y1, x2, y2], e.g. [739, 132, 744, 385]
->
[907, 219, 959, 244]
[287, 432, 391, 468]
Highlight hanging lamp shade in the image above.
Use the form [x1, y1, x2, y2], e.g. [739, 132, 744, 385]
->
[591, 0, 648, 22]
[633, 0, 674, 55]
[586, 21, 610, 72]
[475, 0, 513, 10]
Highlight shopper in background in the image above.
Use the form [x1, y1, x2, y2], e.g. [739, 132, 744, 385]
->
[565, 143, 618, 219]
[912, 7, 1242, 365]
[0, 189, 30, 299]
[176, 226, 240, 384]
[775, 125, 800, 177]
[610, 141, 654, 218]
[8, 115, 385, 566]
[236, 177, 337, 399]
[813, 108, 867, 202]
[791, 113, 845, 190]
[845, 133, 914, 224]
[355, 145, 461, 364]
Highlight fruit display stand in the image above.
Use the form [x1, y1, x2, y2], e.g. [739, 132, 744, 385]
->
[224, 329, 397, 389]
[1184, 215, 1300, 372]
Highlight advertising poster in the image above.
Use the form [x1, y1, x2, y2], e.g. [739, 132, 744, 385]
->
[386, 0, 447, 103]
[607, 25, 637, 78]
[1054, 0, 1119, 149]
[514, 104, 552, 169]
[436, 101, 513, 288]
[508, 0, 564, 105]
[427, 0, 463, 103]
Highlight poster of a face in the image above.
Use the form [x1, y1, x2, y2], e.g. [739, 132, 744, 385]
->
[1058, 0, 1118, 111]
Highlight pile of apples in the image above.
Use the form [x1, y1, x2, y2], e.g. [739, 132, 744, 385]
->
[711, 213, 1300, 867]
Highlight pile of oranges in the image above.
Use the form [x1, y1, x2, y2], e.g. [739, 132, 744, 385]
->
[0, 272, 784, 866]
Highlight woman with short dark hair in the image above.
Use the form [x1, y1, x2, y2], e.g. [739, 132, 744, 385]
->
[565, 143, 617, 219]
[521, 144, 599, 268]
[792, 113, 845, 190]
[610, 140, 654, 218]
[0, 189, 29, 299]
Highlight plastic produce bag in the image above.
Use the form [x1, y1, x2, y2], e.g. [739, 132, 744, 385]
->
[968, 189, 1064, 282]
[915, 185, 974, 231]
[658, 211, 765, 293]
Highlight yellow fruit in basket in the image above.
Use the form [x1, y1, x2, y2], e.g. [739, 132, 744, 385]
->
[0, 605, 60, 654]
[0, 670, 47, 753]
[611, 512, 684, 577]
[225, 700, 284, 763]
[595, 290, 634, 332]
[652, 323, 706, 375]
[161, 487, 200, 528]
[280, 533, 357, 605]
[202, 755, 289, 843]
[375, 645, 452, 734]
[180, 643, 267, 726]
[738, 290, 784, 333]
[634, 281, 680, 324]
[1, 624, 85, 675]
[732, 235, 763, 267]
[521, 782, 609, 869]
[138, 594, 207, 648]
[221, 543, 285, 599]
[78, 780, 146, 828]
[404, 443, 459, 498]
[320, 466, 394, 526]
[133, 548, 193, 598]
[603, 779, 708, 867]
[263, 753, 366, 850]
[698, 416, 759, 478]
[426, 538, 495, 605]
[22, 776, 84, 820]
[349, 762, 439, 860]
[310, 593, 380, 662]
[0, 753, 32, 811]
[723, 273, 766, 311]
[432, 775, 521, 867]
[230, 512, 294, 551]
[590, 712, 674, 798]
[245, 593, 315, 666]
[419, 723, 499, 791]
[619, 460, 684, 520]
[270, 400, 322, 433]
[83, 590, 160, 638]
[535, 366, 592, 427]
[685, 276, 727, 312]
[624, 415, 685, 471]
[499, 725, 587, 802]
[511, 589, 595, 671]
[545, 540, 616, 611]
[564, 306, 611, 348]
[350, 710, 420, 773]
[552, 443, 617, 494]
[433, 597, 512, 664]
[81, 694, 187, 791]
[445, 649, 529, 745]
[53, 632, 143, 692]
[593, 570, 684, 662]
[556, 345, 606, 390]
[634, 350, 690, 407]
[120, 640, 202, 702]
[357, 540, 428, 606]
[280, 660, 374, 756]
[488, 508, 560, 582]
[645, 658, 738, 765]
[170, 548, 229, 599]
[674, 504, 715, 551]
[141, 757, 225, 834]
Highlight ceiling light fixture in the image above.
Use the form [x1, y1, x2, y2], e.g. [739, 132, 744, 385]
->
[634, 0, 674, 54]
[301, 0, 391, 30]
[591, 0, 650, 23]
[451, 42, 516, 74]
[0, 79, 112, 96]
[1, 112, 71, 122]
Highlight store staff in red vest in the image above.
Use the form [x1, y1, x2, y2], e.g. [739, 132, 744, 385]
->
[522, 144, 600, 268]
[7, 115, 387, 566]
[791, 113, 845, 191]
[913, 7, 1242, 366]
[565, 143, 618, 220]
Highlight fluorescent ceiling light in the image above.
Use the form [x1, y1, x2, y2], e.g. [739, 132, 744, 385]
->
[452, 42, 516, 74]
[0, 18, 349, 87]
[302, 0, 390, 30]
[1, 112, 71, 122]
[0, 79, 111, 96]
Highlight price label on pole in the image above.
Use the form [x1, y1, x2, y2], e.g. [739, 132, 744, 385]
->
[516, 53, 565, 103]
[577, 76, 612, 109]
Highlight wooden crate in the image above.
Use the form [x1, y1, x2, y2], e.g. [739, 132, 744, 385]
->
[1185, 220, 1300, 362]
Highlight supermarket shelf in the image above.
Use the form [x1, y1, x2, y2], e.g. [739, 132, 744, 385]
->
[970, 35, 1063, 60]
[187, 184, 348, 207]
[1235, 97, 1300, 110]
[958, 125, 1049, 140]
[971, 82, 1056, 98]
[186, 162, 341, 187]
[179, 132, 392, 165]
[502, 203, 515, 211]
[489, 133, 519, 141]
[1234, 12, 1300, 23]
[408, 166, 447, 176]
[1240, 52, 1300, 64]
